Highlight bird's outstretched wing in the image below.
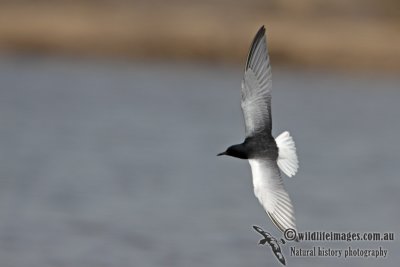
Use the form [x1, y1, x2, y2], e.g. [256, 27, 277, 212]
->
[249, 159, 296, 233]
[241, 26, 272, 137]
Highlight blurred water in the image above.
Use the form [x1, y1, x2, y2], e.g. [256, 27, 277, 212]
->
[0, 57, 399, 267]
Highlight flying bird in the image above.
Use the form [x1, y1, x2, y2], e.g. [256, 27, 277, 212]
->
[218, 26, 299, 233]
[253, 225, 286, 265]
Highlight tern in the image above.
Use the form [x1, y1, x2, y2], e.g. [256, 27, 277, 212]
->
[218, 26, 299, 233]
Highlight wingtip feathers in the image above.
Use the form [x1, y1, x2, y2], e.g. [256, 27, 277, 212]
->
[245, 25, 267, 70]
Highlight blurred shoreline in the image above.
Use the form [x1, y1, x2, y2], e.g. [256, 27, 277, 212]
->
[0, 2, 399, 72]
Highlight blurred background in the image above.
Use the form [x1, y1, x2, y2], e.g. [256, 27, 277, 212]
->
[0, 1, 399, 267]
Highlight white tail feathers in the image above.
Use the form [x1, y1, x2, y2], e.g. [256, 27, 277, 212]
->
[275, 131, 299, 177]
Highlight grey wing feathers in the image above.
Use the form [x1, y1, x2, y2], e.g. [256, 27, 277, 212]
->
[266, 164, 297, 233]
[266, 179, 296, 233]
[250, 159, 297, 234]
[241, 26, 273, 137]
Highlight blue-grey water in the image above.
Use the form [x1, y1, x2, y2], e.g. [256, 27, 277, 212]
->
[0, 57, 399, 267]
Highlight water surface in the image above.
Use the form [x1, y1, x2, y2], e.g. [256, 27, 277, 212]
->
[0, 57, 399, 267]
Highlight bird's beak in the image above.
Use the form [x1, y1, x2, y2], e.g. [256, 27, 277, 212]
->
[217, 151, 226, 156]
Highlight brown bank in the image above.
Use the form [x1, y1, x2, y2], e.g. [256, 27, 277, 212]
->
[0, 1, 399, 72]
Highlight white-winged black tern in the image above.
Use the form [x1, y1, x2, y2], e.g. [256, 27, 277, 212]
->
[218, 26, 299, 233]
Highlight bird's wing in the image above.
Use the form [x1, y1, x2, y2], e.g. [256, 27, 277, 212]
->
[249, 159, 296, 233]
[269, 241, 286, 266]
[252, 225, 268, 238]
[241, 26, 272, 137]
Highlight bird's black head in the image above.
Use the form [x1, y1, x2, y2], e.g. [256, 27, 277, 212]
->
[217, 144, 248, 159]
